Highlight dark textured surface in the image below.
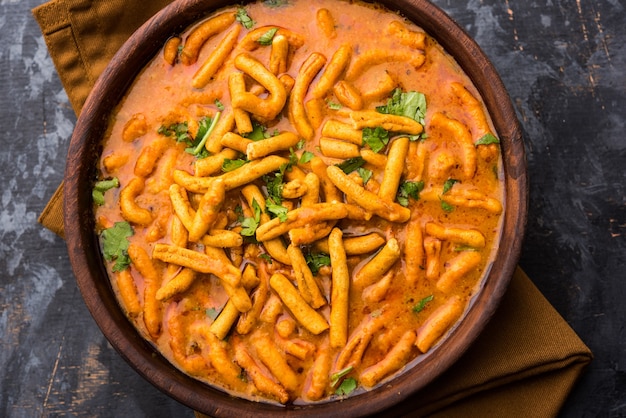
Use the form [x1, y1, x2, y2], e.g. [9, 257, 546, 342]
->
[0, 0, 624, 416]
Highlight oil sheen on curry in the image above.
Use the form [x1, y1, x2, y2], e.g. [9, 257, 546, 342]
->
[94, 0, 504, 405]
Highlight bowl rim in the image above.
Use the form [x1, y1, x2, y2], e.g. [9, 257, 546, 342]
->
[63, 0, 528, 416]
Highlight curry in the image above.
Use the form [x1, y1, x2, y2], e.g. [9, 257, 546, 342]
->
[94, 0, 504, 405]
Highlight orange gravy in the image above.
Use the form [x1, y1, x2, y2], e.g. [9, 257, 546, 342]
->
[95, 0, 504, 405]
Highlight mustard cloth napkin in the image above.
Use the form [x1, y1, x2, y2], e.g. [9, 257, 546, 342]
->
[33, 0, 593, 416]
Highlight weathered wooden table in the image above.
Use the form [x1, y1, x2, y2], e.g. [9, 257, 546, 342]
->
[1, 0, 624, 416]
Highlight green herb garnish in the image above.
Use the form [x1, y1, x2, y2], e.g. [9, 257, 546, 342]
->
[188, 112, 221, 157]
[236, 7, 255, 29]
[442, 178, 459, 194]
[295, 138, 314, 163]
[300, 151, 315, 164]
[357, 167, 373, 185]
[412, 295, 434, 313]
[454, 245, 479, 252]
[257, 27, 278, 45]
[326, 99, 342, 110]
[263, 157, 294, 204]
[287, 147, 300, 168]
[206, 307, 220, 320]
[101, 221, 134, 272]
[330, 366, 354, 387]
[266, 200, 288, 222]
[362, 126, 390, 153]
[331, 366, 358, 396]
[159, 114, 221, 158]
[335, 378, 357, 396]
[92, 177, 119, 206]
[376, 89, 427, 140]
[336, 157, 366, 174]
[305, 252, 331, 276]
[240, 199, 261, 237]
[475, 132, 500, 146]
[158, 121, 191, 143]
[396, 180, 424, 207]
[222, 158, 248, 172]
[263, 171, 285, 204]
[440, 178, 459, 212]
[234, 204, 244, 222]
[441, 200, 455, 213]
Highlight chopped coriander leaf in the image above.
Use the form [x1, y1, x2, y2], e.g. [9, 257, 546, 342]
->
[158, 121, 191, 143]
[188, 112, 221, 157]
[92, 177, 120, 205]
[234, 204, 244, 223]
[362, 126, 390, 153]
[257, 27, 278, 45]
[413, 295, 434, 313]
[206, 307, 220, 320]
[336, 156, 366, 174]
[263, 171, 284, 204]
[300, 150, 315, 164]
[214, 99, 225, 111]
[397, 196, 408, 207]
[439, 179, 459, 211]
[244, 122, 267, 141]
[288, 147, 300, 167]
[455, 245, 479, 252]
[357, 167, 373, 185]
[442, 178, 459, 194]
[222, 158, 248, 172]
[377, 89, 427, 123]
[240, 199, 261, 236]
[236, 7, 255, 29]
[251, 198, 262, 219]
[187, 145, 209, 160]
[101, 221, 134, 272]
[335, 377, 357, 396]
[330, 366, 354, 387]
[94, 178, 120, 191]
[376, 89, 427, 140]
[475, 132, 500, 146]
[296, 138, 306, 150]
[259, 253, 273, 263]
[397, 180, 424, 207]
[326, 99, 342, 110]
[240, 217, 259, 237]
[278, 159, 291, 175]
[279, 161, 291, 175]
[441, 200, 455, 213]
[195, 117, 212, 139]
[266, 200, 288, 222]
[305, 252, 331, 276]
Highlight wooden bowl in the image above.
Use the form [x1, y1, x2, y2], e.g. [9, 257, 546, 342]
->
[64, 0, 527, 416]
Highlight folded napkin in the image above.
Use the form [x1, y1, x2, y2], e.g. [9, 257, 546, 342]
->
[33, 0, 592, 416]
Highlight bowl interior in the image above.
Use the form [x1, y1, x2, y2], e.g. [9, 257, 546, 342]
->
[63, 0, 527, 416]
